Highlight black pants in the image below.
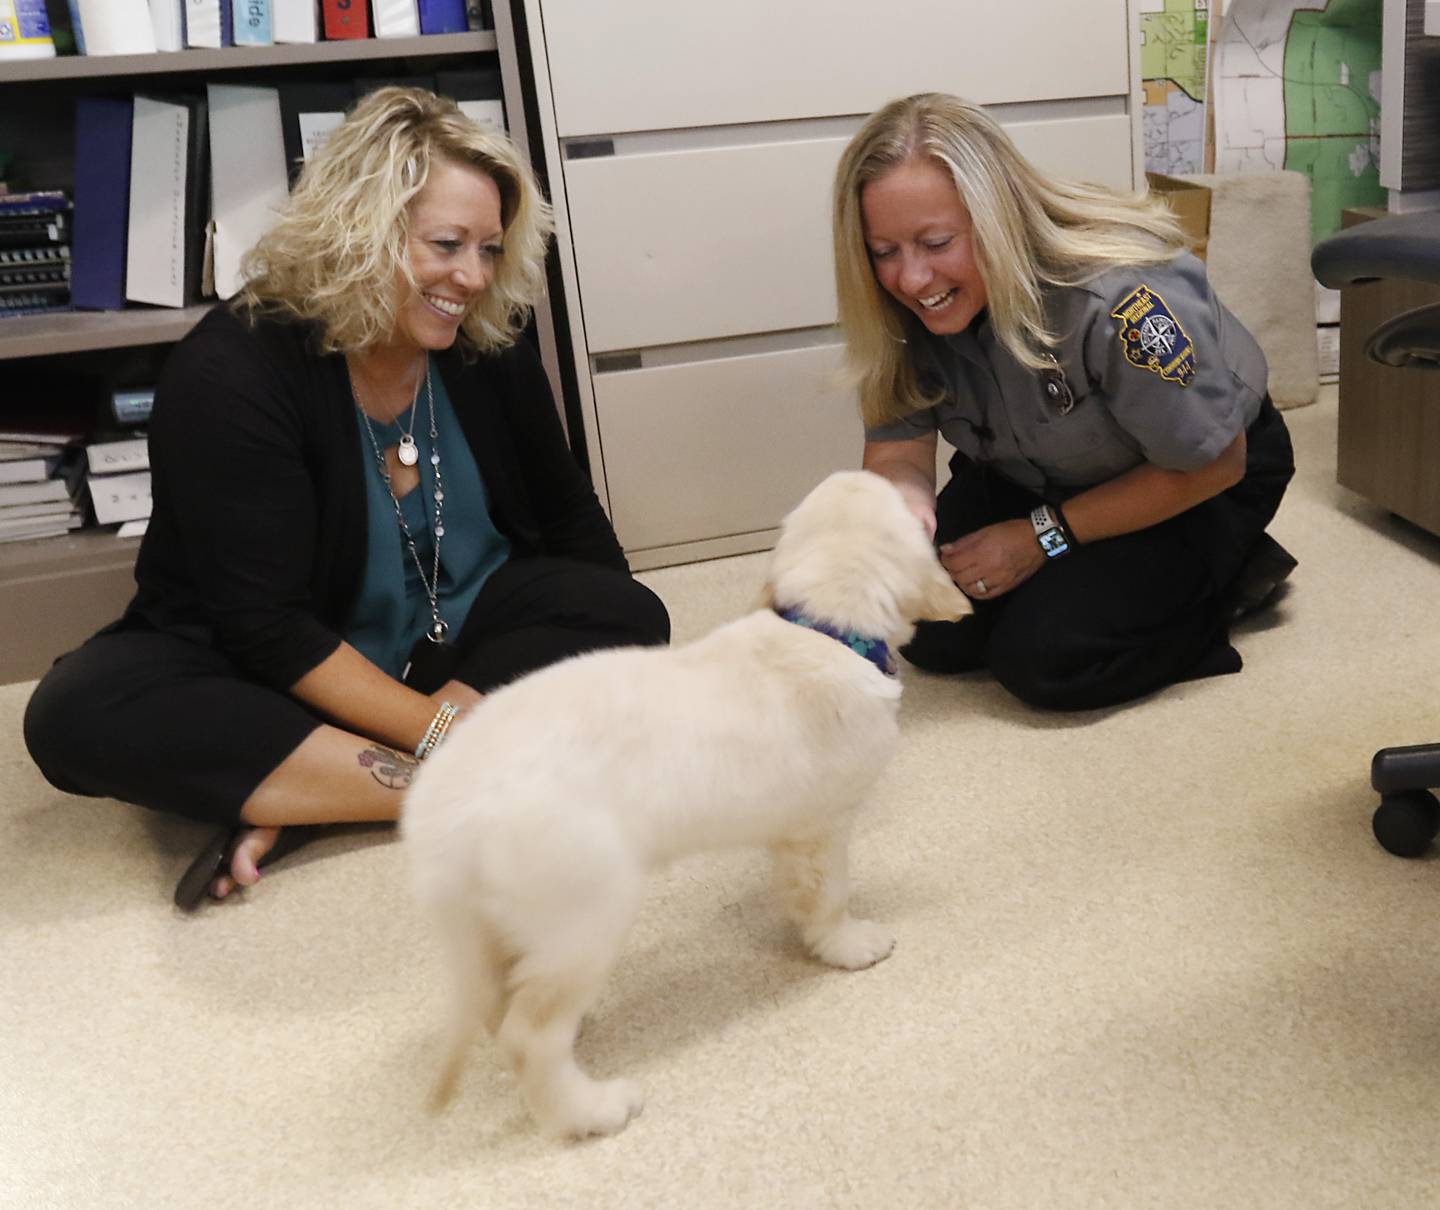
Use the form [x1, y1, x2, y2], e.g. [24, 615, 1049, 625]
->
[904, 397, 1295, 711]
[23, 557, 670, 825]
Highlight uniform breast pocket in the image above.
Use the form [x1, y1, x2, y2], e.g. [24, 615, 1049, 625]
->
[1030, 392, 1138, 486]
[1033, 386, 1107, 451]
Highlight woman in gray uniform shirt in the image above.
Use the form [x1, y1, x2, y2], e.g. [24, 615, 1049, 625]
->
[833, 94, 1295, 710]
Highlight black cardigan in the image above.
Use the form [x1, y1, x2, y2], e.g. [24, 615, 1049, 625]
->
[121, 304, 626, 690]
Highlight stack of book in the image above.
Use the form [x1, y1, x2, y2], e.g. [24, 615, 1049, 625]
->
[0, 407, 87, 543]
[85, 433, 151, 537]
[81, 386, 153, 537]
[0, 191, 71, 319]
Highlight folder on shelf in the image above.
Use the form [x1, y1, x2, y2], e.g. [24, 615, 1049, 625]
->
[271, 0, 316, 42]
[74, 0, 157, 54]
[0, 454, 62, 486]
[0, 478, 73, 508]
[277, 81, 352, 186]
[0, 517, 85, 544]
[435, 67, 505, 130]
[0, 498, 81, 521]
[183, 0, 232, 47]
[85, 436, 149, 475]
[231, 0, 270, 44]
[70, 96, 132, 311]
[126, 94, 209, 309]
[0, 504, 84, 544]
[207, 83, 289, 300]
[372, 0, 418, 38]
[87, 469, 151, 525]
[418, 0, 465, 34]
[320, 0, 365, 39]
[147, 0, 183, 49]
[0, 439, 67, 460]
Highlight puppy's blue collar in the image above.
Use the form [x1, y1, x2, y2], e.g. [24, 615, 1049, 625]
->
[777, 607, 897, 677]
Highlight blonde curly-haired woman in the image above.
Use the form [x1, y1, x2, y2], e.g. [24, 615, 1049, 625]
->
[26, 88, 668, 908]
[834, 93, 1296, 711]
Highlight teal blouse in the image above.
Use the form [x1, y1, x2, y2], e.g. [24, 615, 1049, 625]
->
[347, 359, 510, 677]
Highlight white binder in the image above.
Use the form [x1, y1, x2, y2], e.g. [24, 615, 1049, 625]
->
[372, 0, 419, 38]
[207, 84, 291, 301]
[272, 0, 318, 43]
[75, 0, 157, 54]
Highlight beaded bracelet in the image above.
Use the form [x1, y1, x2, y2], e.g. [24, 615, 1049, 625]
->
[415, 701, 458, 761]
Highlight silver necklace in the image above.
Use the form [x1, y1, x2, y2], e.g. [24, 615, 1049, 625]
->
[394, 360, 424, 467]
[353, 360, 450, 643]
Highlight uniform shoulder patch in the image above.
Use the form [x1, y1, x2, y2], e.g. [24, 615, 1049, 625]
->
[1110, 284, 1196, 387]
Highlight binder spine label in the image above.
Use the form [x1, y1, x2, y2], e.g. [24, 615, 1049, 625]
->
[234, 0, 270, 44]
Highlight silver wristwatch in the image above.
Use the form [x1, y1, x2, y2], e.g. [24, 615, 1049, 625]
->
[1030, 504, 1072, 559]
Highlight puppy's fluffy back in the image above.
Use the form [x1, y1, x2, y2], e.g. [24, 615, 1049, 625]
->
[403, 610, 900, 913]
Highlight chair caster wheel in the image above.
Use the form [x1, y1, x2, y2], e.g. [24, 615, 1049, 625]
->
[1372, 790, 1440, 857]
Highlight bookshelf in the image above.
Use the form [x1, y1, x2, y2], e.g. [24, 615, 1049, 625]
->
[0, 27, 513, 684]
[0, 304, 212, 359]
[0, 31, 497, 82]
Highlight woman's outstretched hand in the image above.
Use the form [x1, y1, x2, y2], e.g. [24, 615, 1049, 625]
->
[939, 519, 1044, 601]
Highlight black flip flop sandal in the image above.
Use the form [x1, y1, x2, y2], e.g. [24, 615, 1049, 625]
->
[173, 826, 237, 912]
[172, 825, 321, 912]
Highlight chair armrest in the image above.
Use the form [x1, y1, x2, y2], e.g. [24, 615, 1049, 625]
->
[1312, 211, 1440, 289]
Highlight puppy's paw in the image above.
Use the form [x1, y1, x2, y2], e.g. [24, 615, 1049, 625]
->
[811, 918, 895, 970]
[548, 1077, 646, 1140]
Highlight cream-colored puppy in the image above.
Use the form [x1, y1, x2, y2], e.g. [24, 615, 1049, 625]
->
[402, 470, 969, 1139]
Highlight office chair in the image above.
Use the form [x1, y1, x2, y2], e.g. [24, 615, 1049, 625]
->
[1312, 209, 1440, 856]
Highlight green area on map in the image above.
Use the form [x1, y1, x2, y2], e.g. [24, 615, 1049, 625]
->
[1282, 0, 1384, 240]
[1140, 0, 1209, 103]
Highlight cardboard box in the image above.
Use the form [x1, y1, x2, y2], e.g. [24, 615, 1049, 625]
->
[1146, 172, 1211, 261]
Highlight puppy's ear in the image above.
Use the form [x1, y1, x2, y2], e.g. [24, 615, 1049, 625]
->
[755, 580, 777, 611]
[918, 563, 971, 621]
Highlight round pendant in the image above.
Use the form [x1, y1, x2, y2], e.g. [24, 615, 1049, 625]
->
[397, 436, 419, 467]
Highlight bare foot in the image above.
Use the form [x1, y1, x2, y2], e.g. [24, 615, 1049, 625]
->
[210, 826, 282, 901]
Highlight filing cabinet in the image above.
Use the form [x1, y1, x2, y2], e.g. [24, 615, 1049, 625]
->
[509, 0, 1145, 567]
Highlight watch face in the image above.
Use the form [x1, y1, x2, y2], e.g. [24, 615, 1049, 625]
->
[1038, 527, 1070, 558]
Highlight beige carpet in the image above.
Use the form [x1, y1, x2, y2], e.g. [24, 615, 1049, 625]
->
[7, 386, 1440, 1209]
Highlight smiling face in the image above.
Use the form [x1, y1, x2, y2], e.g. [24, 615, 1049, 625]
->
[859, 155, 988, 336]
[389, 156, 505, 354]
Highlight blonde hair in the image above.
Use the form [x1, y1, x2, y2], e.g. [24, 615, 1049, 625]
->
[239, 86, 554, 355]
[834, 93, 1187, 426]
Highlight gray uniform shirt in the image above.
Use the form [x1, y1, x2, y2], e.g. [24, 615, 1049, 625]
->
[864, 254, 1269, 496]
